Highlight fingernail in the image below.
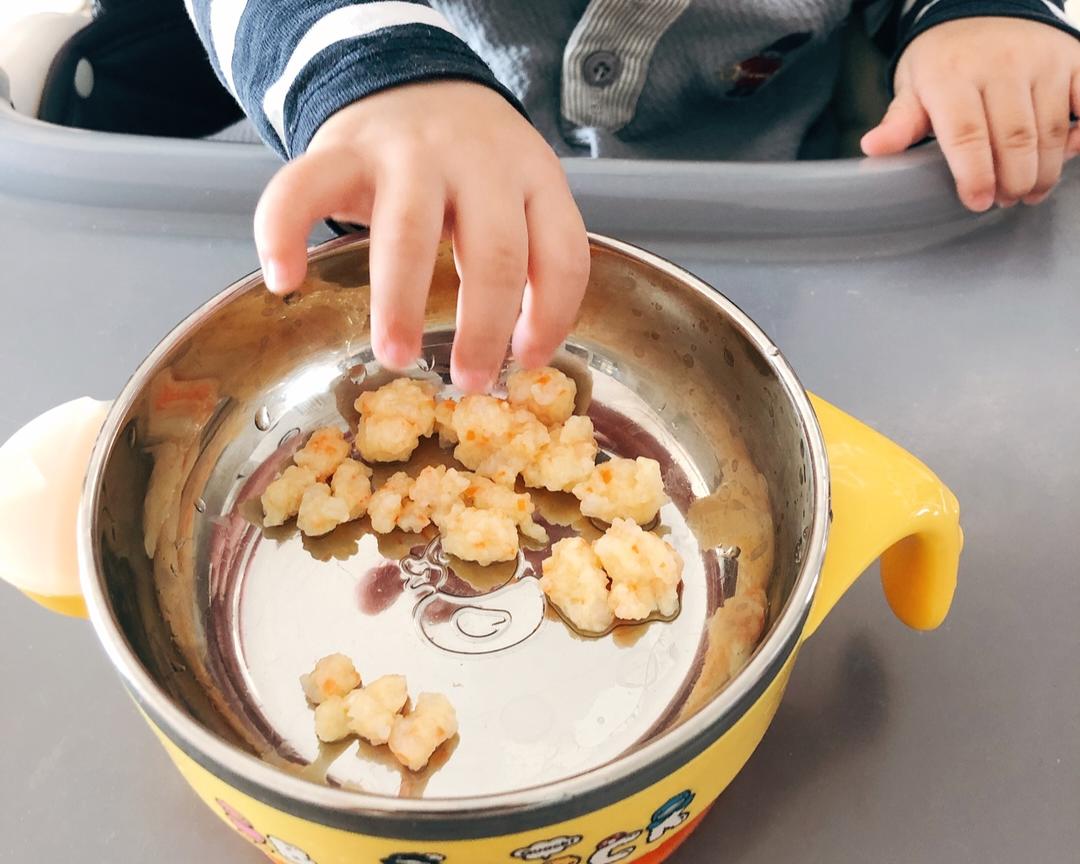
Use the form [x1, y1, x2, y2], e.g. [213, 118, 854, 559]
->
[381, 341, 418, 371]
[455, 368, 494, 395]
[997, 198, 1017, 210]
[264, 259, 288, 295]
[1022, 192, 1049, 206]
[969, 193, 994, 213]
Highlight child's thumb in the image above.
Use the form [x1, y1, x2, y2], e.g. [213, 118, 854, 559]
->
[860, 90, 931, 157]
[254, 149, 366, 295]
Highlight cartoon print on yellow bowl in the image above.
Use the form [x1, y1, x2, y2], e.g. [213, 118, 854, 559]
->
[216, 797, 266, 845]
[503, 788, 696, 864]
[511, 833, 584, 861]
[211, 778, 699, 864]
[643, 790, 695, 844]
[216, 798, 318, 864]
[588, 830, 643, 864]
[268, 835, 318, 864]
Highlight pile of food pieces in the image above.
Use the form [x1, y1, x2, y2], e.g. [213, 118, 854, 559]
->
[301, 652, 457, 771]
[259, 367, 684, 635]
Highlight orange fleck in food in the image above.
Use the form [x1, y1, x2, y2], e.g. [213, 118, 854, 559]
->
[600, 467, 613, 483]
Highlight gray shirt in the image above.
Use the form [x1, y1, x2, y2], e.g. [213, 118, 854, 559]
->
[183, 0, 1080, 161]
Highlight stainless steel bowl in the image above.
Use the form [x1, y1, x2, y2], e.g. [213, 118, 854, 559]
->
[78, 234, 826, 838]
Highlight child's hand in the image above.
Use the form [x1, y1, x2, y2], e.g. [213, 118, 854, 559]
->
[861, 18, 1080, 211]
[254, 81, 590, 393]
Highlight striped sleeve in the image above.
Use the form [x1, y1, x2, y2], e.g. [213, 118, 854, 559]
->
[183, 0, 525, 158]
[893, 0, 1080, 79]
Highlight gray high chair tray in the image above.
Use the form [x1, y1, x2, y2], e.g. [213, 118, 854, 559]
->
[1, 96, 1077, 864]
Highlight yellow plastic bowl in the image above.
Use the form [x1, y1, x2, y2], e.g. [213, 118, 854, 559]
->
[0, 235, 960, 864]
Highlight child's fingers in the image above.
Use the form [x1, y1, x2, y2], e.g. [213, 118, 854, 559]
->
[1068, 126, 1080, 159]
[512, 181, 590, 368]
[922, 84, 995, 211]
[368, 169, 445, 369]
[983, 81, 1039, 205]
[860, 90, 931, 156]
[1024, 75, 1071, 205]
[449, 186, 529, 393]
[254, 147, 369, 295]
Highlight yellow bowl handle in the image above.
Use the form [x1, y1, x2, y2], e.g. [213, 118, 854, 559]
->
[804, 394, 962, 638]
[0, 397, 110, 619]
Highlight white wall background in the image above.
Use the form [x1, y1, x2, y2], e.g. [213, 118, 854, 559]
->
[0, 1, 89, 33]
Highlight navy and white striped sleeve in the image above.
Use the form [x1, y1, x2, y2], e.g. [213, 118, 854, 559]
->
[894, 0, 1080, 70]
[182, 0, 525, 159]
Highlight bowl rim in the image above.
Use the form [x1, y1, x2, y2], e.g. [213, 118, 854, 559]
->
[78, 233, 830, 836]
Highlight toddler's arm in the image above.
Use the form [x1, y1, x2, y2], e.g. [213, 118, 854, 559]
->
[862, 0, 1080, 210]
[185, 1, 589, 392]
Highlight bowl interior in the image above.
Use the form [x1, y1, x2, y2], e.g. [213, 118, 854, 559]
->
[89, 237, 817, 801]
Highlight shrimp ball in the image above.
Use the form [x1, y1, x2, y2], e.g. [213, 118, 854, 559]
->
[355, 378, 436, 463]
[262, 465, 317, 527]
[344, 674, 409, 746]
[465, 475, 548, 545]
[368, 472, 430, 534]
[439, 503, 519, 565]
[540, 537, 614, 633]
[388, 693, 458, 772]
[293, 426, 351, 481]
[300, 653, 361, 705]
[409, 465, 472, 526]
[473, 409, 550, 487]
[451, 395, 516, 470]
[297, 483, 351, 537]
[330, 458, 373, 520]
[451, 395, 549, 486]
[434, 398, 458, 447]
[572, 456, 668, 525]
[523, 415, 598, 493]
[594, 518, 683, 620]
[507, 366, 576, 426]
[314, 696, 352, 743]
